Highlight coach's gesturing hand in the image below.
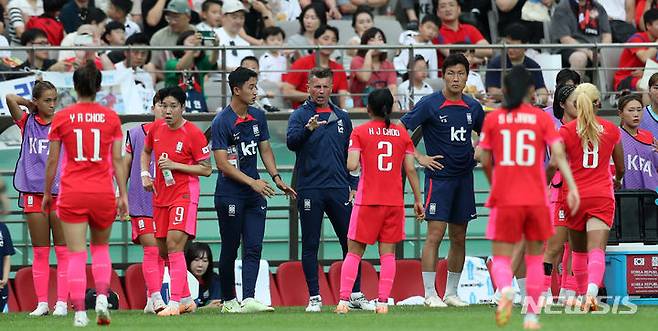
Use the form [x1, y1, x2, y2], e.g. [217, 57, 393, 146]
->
[251, 179, 276, 198]
[305, 115, 327, 131]
[274, 177, 297, 199]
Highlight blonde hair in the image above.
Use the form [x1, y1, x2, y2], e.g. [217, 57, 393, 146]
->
[574, 83, 602, 149]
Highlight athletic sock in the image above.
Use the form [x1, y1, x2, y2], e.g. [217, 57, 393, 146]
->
[68, 250, 87, 312]
[444, 271, 461, 297]
[90, 244, 111, 296]
[142, 246, 161, 296]
[168, 252, 186, 302]
[525, 255, 543, 315]
[571, 252, 588, 296]
[339, 253, 361, 301]
[422, 272, 438, 298]
[32, 246, 50, 303]
[54, 246, 69, 303]
[587, 248, 605, 297]
[492, 256, 513, 290]
[378, 254, 396, 303]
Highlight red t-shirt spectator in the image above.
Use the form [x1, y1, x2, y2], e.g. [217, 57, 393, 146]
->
[349, 56, 397, 108]
[614, 32, 652, 91]
[26, 16, 64, 46]
[283, 53, 348, 109]
[433, 23, 485, 70]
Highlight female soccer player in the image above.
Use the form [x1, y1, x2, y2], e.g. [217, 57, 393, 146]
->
[617, 94, 658, 190]
[560, 83, 625, 312]
[141, 86, 212, 317]
[43, 61, 129, 327]
[7, 82, 70, 316]
[478, 66, 579, 329]
[123, 90, 167, 313]
[334, 89, 425, 315]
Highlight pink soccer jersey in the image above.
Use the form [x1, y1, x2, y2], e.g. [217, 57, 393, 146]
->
[144, 119, 210, 207]
[479, 104, 562, 207]
[349, 120, 415, 206]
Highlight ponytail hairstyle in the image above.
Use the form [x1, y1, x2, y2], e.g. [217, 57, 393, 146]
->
[367, 88, 394, 128]
[553, 84, 577, 120]
[573, 83, 602, 149]
[73, 60, 102, 98]
[502, 65, 533, 111]
[32, 80, 57, 99]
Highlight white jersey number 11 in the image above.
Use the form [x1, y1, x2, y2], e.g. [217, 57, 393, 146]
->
[73, 128, 102, 162]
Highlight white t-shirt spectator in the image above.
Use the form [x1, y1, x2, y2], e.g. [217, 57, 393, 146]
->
[216, 27, 254, 70]
[398, 79, 433, 111]
[599, 0, 626, 21]
[394, 30, 439, 79]
[124, 17, 142, 38]
[0, 36, 11, 58]
[259, 51, 287, 83]
[273, 0, 302, 21]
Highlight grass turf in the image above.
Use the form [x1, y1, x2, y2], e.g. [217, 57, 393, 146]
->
[2, 305, 656, 330]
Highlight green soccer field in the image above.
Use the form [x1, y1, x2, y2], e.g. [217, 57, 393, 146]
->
[2, 306, 656, 331]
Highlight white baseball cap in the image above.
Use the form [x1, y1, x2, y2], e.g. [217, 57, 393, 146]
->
[222, 0, 247, 14]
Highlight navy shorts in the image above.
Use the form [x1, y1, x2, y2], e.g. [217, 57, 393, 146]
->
[424, 172, 476, 224]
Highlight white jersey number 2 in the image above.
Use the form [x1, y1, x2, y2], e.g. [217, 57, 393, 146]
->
[73, 128, 102, 162]
[377, 141, 393, 171]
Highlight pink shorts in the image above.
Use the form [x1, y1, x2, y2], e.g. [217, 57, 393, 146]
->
[154, 202, 197, 239]
[131, 217, 156, 244]
[486, 206, 554, 243]
[22, 193, 57, 214]
[56, 192, 116, 229]
[348, 205, 405, 245]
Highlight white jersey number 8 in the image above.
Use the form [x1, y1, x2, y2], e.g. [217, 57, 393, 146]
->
[583, 144, 599, 168]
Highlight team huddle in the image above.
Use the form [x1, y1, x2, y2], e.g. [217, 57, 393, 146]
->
[7, 52, 636, 329]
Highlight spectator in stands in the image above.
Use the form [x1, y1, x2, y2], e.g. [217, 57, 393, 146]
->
[150, 0, 196, 75]
[349, 27, 397, 108]
[337, 0, 388, 17]
[102, 20, 126, 47]
[641, 73, 658, 135]
[25, 0, 65, 46]
[59, 0, 96, 34]
[614, 9, 658, 92]
[549, 0, 612, 81]
[6, 0, 44, 44]
[107, 0, 141, 38]
[14, 28, 59, 72]
[241, 0, 275, 41]
[259, 26, 288, 83]
[636, 0, 656, 31]
[195, 0, 222, 37]
[345, 6, 374, 66]
[0, 208, 15, 313]
[185, 242, 221, 308]
[495, 0, 551, 44]
[434, 0, 492, 68]
[485, 23, 548, 105]
[617, 93, 658, 190]
[0, 179, 9, 215]
[395, 0, 435, 30]
[287, 2, 327, 61]
[282, 25, 349, 109]
[0, 3, 8, 58]
[165, 30, 218, 111]
[215, 0, 255, 71]
[599, 0, 636, 42]
[53, 30, 115, 71]
[398, 55, 434, 111]
[394, 14, 441, 79]
[110, 33, 157, 89]
[240, 56, 276, 111]
[142, 0, 200, 40]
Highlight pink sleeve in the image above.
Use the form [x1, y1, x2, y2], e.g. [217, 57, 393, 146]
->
[190, 129, 211, 162]
[348, 129, 362, 151]
[48, 114, 61, 141]
[144, 125, 154, 150]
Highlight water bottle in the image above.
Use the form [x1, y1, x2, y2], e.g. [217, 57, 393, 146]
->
[161, 153, 176, 187]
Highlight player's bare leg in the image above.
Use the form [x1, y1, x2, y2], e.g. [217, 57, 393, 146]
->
[421, 221, 448, 307]
[139, 233, 166, 313]
[89, 226, 113, 326]
[580, 218, 610, 312]
[492, 242, 515, 327]
[26, 213, 52, 316]
[444, 223, 469, 307]
[375, 243, 397, 314]
[61, 221, 91, 327]
[543, 226, 569, 305]
[336, 240, 367, 314]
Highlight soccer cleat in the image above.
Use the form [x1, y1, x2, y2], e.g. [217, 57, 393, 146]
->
[152, 295, 167, 313]
[496, 287, 515, 327]
[221, 299, 242, 313]
[53, 301, 68, 316]
[334, 300, 350, 314]
[95, 294, 111, 325]
[73, 311, 89, 327]
[305, 295, 322, 313]
[179, 300, 197, 314]
[348, 292, 376, 311]
[143, 298, 155, 314]
[523, 315, 542, 330]
[444, 295, 469, 307]
[241, 298, 275, 313]
[29, 302, 49, 316]
[581, 295, 599, 312]
[425, 295, 448, 308]
[375, 302, 388, 314]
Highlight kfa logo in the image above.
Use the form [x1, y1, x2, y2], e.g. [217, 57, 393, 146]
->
[228, 204, 236, 216]
[138, 219, 145, 230]
[466, 113, 472, 125]
[337, 119, 344, 134]
[627, 155, 654, 177]
[253, 124, 260, 137]
[176, 141, 183, 153]
[29, 137, 49, 155]
[240, 141, 257, 156]
[451, 126, 467, 142]
[429, 203, 436, 215]
[304, 199, 311, 211]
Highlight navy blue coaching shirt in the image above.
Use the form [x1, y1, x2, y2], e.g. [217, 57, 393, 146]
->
[211, 105, 270, 198]
[400, 91, 485, 179]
